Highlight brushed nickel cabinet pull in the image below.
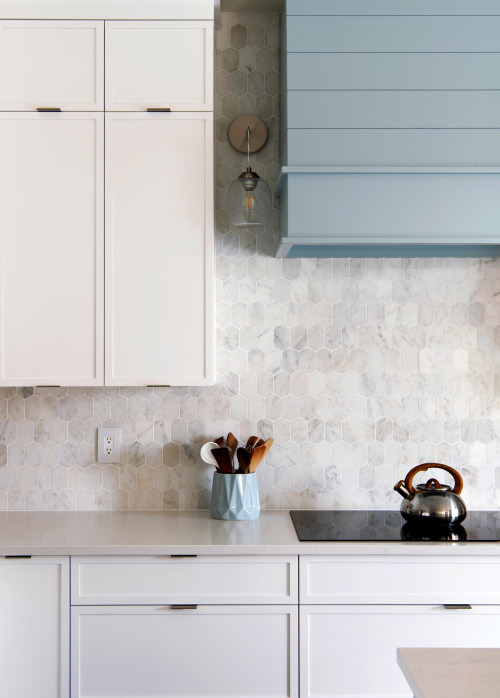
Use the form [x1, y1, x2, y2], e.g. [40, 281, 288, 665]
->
[170, 605, 198, 610]
[146, 107, 171, 112]
[36, 107, 61, 112]
[36, 385, 61, 388]
[443, 604, 472, 610]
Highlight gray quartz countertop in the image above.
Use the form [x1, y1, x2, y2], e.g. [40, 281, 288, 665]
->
[397, 648, 500, 698]
[0, 510, 499, 556]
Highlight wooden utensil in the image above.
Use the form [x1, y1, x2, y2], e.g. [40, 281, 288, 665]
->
[263, 438, 273, 456]
[227, 432, 238, 455]
[214, 436, 224, 446]
[245, 435, 259, 452]
[236, 447, 251, 474]
[249, 444, 266, 473]
[211, 447, 234, 474]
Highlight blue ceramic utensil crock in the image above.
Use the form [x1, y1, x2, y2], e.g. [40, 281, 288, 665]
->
[210, 472, 260, 520]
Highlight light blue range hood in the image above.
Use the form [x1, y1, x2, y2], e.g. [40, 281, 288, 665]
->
[276, 0, 500, 259]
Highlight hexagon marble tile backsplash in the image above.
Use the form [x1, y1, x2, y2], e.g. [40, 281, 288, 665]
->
[1, 13, 500, 512]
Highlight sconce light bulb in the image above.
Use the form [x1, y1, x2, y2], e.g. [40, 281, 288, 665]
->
[245, 193, 256, 211]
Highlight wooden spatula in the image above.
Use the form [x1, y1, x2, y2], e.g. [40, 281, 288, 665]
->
[236, 447, 251, 474]
[245, 435, 259, 452]
[211, 447, 234, 474]
[227, 432, 238, 455]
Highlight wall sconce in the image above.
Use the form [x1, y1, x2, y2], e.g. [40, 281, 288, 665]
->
[227, 114, 272, 232]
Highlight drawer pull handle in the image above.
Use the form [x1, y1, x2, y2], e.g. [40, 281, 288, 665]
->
[36, 107, 61, 112]
[170, 605, 198, 610]
[170, 554, 197, 558]
[4, 555, 32, 559]
[443, 604, 472, 610]
[146, 108, 171, 112]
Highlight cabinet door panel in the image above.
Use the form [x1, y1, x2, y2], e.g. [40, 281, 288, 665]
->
[106, 21, 213, 111]
[0, 113, 104, 385]
[301, 605, 500, 698]
[0, 20, 103, 110]
[105, 113, 214, 386]
[72, 605, 298, 698]
[0, 557, 69, 698]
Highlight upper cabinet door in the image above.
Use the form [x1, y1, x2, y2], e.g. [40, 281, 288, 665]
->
[105, 112, 214, 386]
[0, 113, 104, 386]
[0, 21, 103, 110]
[105, 21, 213, 111]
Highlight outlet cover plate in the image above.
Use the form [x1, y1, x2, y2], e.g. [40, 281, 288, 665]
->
[97, 427, 121, 464]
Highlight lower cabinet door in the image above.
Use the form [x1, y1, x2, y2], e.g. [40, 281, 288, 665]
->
[301, 605, 500, 698]
[0, 556, 69, 698]
[72, 605, 298, 698]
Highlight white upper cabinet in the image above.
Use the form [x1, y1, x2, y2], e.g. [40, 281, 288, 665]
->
[0, 9, 214, 386]
[105, 112, 214, 386]
[0, 21, 103, 110]
[0, 113, 104, 386]
[105, 21, 213, 111]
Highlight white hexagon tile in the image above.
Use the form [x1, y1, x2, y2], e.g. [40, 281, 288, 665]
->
[0, 13, 499, 511]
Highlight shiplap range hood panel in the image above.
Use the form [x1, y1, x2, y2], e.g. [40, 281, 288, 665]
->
[276, 0, 500, 258]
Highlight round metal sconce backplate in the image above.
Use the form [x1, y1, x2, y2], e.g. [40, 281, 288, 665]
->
[228, 114, 268, 153]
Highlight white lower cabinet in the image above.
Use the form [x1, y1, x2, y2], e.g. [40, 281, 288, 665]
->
[0, 556, 69, 698]
[70, 555, 298, 698]
[299, 555, 500, 698]
[300, 604, 500, 698]
[72, 605, 297, 698]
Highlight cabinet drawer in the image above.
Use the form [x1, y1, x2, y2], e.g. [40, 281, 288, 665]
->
[105, 20, 213, 111]
[300, 555, 500, 604]
[72, 605, 298, 698]
[0, 21, 103, 110]
[72, 555, 298, 604]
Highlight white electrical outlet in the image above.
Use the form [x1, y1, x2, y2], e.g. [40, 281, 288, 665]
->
[97, 427, 121, 464]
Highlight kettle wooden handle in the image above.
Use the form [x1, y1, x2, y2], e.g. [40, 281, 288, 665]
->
[404, 463, 463, 497]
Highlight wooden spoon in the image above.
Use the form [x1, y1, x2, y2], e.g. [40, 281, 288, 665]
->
[214, 436, 224, 446]
[249, 444, 266, 473]
[211, 447, 234, 474]
[263, 438, 273, 456]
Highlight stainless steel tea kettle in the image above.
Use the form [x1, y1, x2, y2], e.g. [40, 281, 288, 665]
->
[394, 463, 466, 526]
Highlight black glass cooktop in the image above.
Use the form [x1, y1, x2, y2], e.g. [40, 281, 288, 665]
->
[290, 510, 500, 542]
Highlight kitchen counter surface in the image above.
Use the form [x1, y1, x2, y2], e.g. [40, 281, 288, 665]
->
[397, 648, 500, 698]
[0, 510, 499, 555]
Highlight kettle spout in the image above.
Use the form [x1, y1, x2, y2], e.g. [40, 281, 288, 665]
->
[394, 480, 412, 500]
